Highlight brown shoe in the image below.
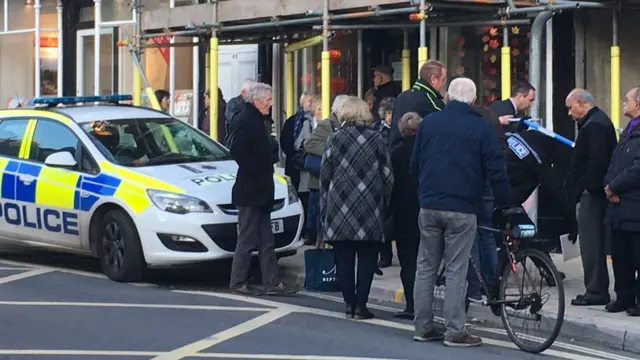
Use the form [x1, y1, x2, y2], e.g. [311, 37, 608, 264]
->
[444, 333, 482, 347]
[413, 328, 445, 342]
[265, 282, 299, 295]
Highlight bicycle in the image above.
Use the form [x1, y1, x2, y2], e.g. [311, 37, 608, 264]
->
[433, 206, 565, 354]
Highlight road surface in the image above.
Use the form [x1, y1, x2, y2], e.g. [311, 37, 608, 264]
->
[0, 247, 635, 360]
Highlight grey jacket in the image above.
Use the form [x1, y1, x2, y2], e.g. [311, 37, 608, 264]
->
[304, 115, 340, 190]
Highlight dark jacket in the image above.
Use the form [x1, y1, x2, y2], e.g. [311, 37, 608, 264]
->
[566, 107, 617, 201]
[391, 135, 419, 240]
[488, 98, 522, 134]
[197, 91, 227, 143]
[411, 101, 512, 215]
[604, 122, 640, 232]
[389, 80, 445, 149]
[371, 120, 391, 149]
[280, 113, 300, 189]
[224, 95, 246, 147]
[505, 130, 578, 233]
[229, 102, 275, 211]
[319, 121, 394, 243]
[372, 81, 402, 122]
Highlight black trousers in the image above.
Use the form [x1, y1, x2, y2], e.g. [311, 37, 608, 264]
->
[332, 241, 378, 307]
[396, 236, 419, 312]
[299, 191, 309, 237]
[611, 229, 640, 305]
[379, 214, 395, 263]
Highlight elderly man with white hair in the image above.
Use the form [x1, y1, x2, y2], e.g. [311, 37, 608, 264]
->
[229, 82, 298, 296]
[411, 77, 512, 347]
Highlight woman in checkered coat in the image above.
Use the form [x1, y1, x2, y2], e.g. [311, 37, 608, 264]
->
[319, 96, 394, 320]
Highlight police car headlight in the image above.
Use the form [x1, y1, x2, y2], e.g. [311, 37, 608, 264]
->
[147, 190, 212, 214]
[287, 180, 299, 204]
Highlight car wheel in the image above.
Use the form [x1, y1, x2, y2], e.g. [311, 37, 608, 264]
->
[98, 209, 146, 282]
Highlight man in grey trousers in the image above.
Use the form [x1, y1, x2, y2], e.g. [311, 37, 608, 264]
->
[228, 82, 297, 296]
[411, 77, 512, 347]
[565, 89, 617, 306]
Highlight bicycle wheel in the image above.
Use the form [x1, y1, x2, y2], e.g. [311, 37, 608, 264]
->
[498, 248, 565, 353]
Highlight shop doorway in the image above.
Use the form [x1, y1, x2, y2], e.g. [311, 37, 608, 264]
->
[76, 28, 117, 96]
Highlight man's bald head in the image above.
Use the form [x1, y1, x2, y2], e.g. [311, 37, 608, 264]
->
[565, 88, 596, 121]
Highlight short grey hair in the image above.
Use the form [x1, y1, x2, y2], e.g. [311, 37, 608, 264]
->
[447, 77, 477, 104]
[378, 97, 395, 120]
[566, 88, 595, 105]
[335, 96, 373, 124]
[331, 94, 349, 114]
[246, 82, 272, 103]
[240, 79, 256, 100]
[299, 91, 313, 107]
[398, 112, 422, 137]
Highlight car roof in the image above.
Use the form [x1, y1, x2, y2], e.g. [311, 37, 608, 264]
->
[50, 105, 172, 124]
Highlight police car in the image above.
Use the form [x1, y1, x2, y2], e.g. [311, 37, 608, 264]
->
[0, 95, 304, 282]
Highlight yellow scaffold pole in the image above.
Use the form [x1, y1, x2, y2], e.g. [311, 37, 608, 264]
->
[209, 36, 219, 140]
[286, 52, 295, 117]
[414, 0, 428, 72]
[321, 0, 331, 119]
[402, 30, 411, 91]
[611, 10, 620, 135]
[501, 27, 511, 100]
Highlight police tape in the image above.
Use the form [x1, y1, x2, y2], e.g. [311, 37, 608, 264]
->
[509, 118, 576, 148]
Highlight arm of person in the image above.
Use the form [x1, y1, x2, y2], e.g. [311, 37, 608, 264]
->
[539, 165, 578, 234]
[279, 117, 295, 157]
[481, 124, 513, 206]
[229, 121, 260, 177]
[582, 124, 612, 191]
[410, 124, 421, 179]
[379, 138, 395, 205]
[608, 147, 640, 195]
[319, 134, 335, 226]
[304, 121, 331, 156]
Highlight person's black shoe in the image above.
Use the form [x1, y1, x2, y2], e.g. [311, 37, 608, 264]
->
[605, 300, 634, 313]
[374, 267, 383, 276]
[230, 284, 263, 295]
[571, 294, 609, 306]
[345, 303, 355, 319]
[413, 328, 445, 342]
[353, 305, 375, 320]
[626, 305, 640, 316]
[393, 310, 415, 320]
[265, 282, 299, 295]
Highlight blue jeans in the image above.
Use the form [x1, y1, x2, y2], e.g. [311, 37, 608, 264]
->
[467, 199, 498, 298]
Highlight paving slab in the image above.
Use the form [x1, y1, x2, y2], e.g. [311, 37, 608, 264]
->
[279, 246, 640, 355]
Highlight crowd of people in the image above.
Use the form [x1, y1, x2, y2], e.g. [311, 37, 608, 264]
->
[171, 57, 640, 349]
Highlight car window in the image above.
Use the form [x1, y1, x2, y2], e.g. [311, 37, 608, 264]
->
[29, 120, 79, 164]
[0, 119, 29, 158]
[80, 117, 232, 167]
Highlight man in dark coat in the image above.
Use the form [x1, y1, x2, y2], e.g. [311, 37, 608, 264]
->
[228, 82, 296, 296]
[603, 86, 640, 316]
[390, 112, 422, 319]
[371, 65, 402, 123]
[489, 81, 536, 134]
[224, 79, 255, 148]
[565, 88, 617, 307]
[412, 78, 512, 347]
[388, 59, 447, 149]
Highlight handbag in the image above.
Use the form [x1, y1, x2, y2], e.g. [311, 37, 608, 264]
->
[290, 150, 307, 170]
[303, 248, 340, 292]
[304, 154, 322, 176]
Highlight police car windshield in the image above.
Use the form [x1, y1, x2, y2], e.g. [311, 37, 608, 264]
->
[80, 118, 232, 167]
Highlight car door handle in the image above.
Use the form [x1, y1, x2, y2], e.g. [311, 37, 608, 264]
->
[18, 174, 36, 184]
[80, 191, 91, 198]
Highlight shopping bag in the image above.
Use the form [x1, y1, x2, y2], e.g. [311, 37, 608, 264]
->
[303, 248, 340, 292]
[304, 154, 322, 176]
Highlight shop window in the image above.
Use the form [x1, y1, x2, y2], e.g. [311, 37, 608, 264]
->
[455, 25, 531, 106]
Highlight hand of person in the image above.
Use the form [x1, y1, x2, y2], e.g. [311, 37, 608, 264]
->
[498, 115, 511, 125]
[568, 232, 578, 244]
[610, 195, 621, 203]
[604, 185, 615, 199]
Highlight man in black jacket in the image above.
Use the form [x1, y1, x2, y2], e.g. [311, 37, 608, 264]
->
[388, 59, 447, 149]
[224, 78, 255, 147]
[371, 65, 402, 123]
[603, 86, 640, 316]
[489, 81, 536, 134]
[565, 88, 617, 306]
[229, 82, 296, 296]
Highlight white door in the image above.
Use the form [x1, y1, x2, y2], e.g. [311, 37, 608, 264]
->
[76, 28, 116, 96]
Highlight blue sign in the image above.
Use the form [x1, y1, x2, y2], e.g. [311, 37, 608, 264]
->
[0, 201, 79, 235]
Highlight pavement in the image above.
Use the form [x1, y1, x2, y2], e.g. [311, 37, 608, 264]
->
[0, 247, 636, 360]
[279, 245, 640, 356]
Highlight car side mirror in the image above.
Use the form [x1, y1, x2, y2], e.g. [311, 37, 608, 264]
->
[44, 151, 77, 169]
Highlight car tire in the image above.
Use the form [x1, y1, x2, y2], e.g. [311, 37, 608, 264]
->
[98, 209, 146, 282]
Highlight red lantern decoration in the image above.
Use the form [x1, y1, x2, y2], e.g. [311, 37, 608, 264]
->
[329, 49, 342, 62]
[330, 77, 347, 93]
